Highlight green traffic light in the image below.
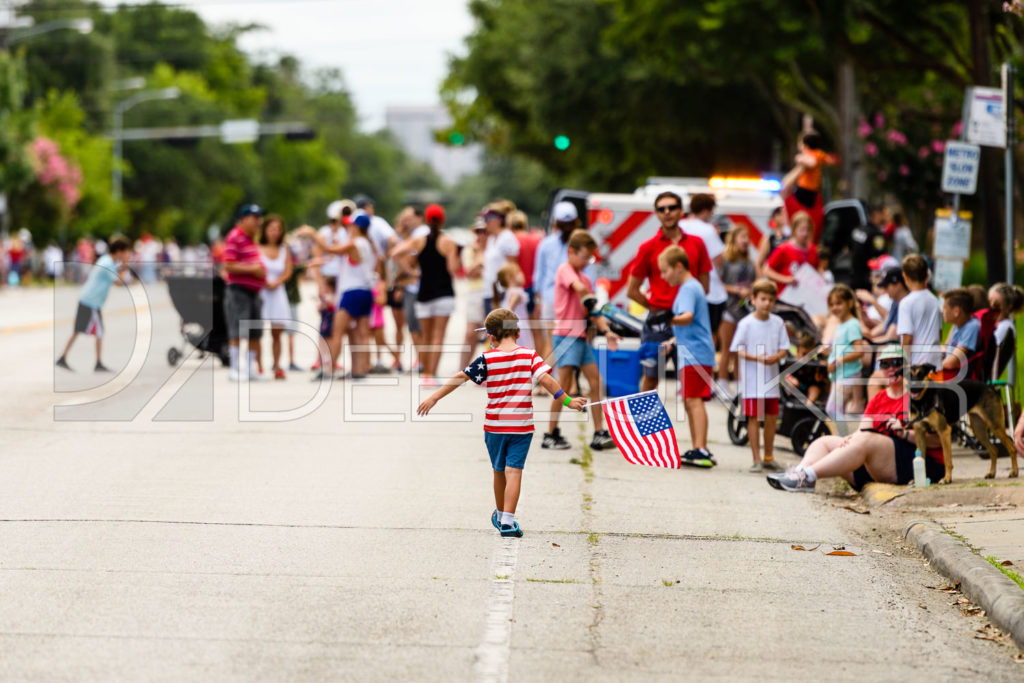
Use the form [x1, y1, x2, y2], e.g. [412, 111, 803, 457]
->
[554, 134, 570, 151]
[449, 131, 465, 146]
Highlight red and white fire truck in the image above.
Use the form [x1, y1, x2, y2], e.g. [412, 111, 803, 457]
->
[546, 176, 866, 307]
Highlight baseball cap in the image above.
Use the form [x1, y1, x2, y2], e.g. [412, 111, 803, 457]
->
[353, 214, 371, 230]
[472, 217, 487, 232]
[877, 343, 905, 363]
[238, 203, 265, 218]
[868, 254, 898, 271]
[354, 194, 373, 209]
[552, 201, 578, 223]
[424, 203, 446, 224]
[879, 267, 904, 287]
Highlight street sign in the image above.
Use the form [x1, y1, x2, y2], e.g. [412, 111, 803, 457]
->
[965, 86, 1006, 148]
[932, 209, 972, 260]
[940, 141, 981, 194]
[932, 258, 964, 293]
[220, 119, 259, 144]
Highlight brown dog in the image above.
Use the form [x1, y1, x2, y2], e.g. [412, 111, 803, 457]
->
[907, 364, 1019, 484]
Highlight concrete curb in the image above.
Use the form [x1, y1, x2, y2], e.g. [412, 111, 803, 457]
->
[904, 519, 1024, 650]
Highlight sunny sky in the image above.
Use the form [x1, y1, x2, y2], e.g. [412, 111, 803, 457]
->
[104, 0, 476, 131]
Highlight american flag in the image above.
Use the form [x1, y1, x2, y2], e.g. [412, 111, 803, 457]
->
[603, 391, 679, 468]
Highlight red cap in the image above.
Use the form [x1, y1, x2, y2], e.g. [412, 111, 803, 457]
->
[424, 203, 446, 225]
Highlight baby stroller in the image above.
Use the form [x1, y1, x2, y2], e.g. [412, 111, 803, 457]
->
[165, 268, 230, 367]
[726, 356, 832, 456]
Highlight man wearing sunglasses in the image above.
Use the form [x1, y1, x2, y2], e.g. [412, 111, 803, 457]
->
[628, 191, 712, 394]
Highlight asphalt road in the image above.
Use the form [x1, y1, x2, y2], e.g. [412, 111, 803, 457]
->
[1, 280, 1020, 681]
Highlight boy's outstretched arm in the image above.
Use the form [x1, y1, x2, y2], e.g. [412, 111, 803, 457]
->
[537, 373, 586, 411]
[417, 371, 471, 416]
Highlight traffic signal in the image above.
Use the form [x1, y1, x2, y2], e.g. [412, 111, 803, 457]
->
[448, 131, 465, 146]
[553, 134, 570, 151]
[285, 128, 317, 141]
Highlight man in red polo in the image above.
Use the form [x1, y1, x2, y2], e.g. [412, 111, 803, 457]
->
[223, 204, 267, 381]
[627, 191, 712, 393]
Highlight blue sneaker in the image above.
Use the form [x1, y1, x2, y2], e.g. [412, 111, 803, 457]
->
[491, 510, 501, 530]
[500, 522, 523, 538]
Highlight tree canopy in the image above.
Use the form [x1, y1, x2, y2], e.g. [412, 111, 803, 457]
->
[443, 0, 1024, 279]
[2, 0, 441, 246]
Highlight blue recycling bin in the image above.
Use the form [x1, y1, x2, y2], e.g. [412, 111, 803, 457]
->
[596, 346, 641, 398]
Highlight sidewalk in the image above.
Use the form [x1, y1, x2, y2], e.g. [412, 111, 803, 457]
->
[861, 454, 1024, 649]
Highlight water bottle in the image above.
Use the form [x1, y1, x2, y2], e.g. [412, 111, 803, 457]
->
[912, 449, 928, 488]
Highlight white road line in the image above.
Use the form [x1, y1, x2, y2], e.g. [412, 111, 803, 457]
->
[473, 537, 521, 683]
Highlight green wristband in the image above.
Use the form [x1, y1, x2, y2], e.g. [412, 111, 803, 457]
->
[563, 395, 572, 407]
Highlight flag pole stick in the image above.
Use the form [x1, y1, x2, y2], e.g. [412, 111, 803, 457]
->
[582, 390, 659, 409]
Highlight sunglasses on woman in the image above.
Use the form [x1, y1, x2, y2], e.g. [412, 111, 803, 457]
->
[879, 359, 904, 370]
[655, 204, 681, 213]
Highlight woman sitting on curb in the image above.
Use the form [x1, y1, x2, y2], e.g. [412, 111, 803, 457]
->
[767, 344, 946, 493]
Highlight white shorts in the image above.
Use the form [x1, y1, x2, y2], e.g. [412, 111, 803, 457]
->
[415, 296, 456, 320]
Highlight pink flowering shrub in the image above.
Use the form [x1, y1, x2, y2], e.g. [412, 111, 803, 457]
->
[29, 137, 82, 211]
[856, 114, 960, 211]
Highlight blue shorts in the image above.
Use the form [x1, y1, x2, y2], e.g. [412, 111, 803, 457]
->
[339, 288, 373, 318]
[552, 335, 596, 368]
[484, 432, 533, 471]
[524, 286, 536, 315]
[638, 341, 677, 378]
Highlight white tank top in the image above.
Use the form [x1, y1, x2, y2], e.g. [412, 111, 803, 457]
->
[261, 246, 287, 282]
[337, 236, 377, 293]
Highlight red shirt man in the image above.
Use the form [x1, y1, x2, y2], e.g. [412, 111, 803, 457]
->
[627, 191, 712, 393]
[629, 192, 712, 311]
[223, 215, 265, 292]
[631, 229, 712, 310]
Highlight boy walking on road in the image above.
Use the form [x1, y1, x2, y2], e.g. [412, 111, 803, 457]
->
[417, 308, 585, 538]
[544, 230, 620, 451]
[659, 246, 717, 467]
[729, 279, 790, 472]
[56, 236, 132, 372]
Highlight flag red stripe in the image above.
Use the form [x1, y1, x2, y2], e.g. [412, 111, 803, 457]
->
[617, 400, 656, 466]
[650, 428, 669, 467]
[607, 400, 642, 464]
[655, 429, 676, 467]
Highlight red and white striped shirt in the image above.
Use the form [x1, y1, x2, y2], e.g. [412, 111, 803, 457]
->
[464, 347, 551, 433]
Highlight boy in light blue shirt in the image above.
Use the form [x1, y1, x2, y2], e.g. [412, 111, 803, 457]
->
[659, 245, 717, 468]
[56, 236, 132, 372]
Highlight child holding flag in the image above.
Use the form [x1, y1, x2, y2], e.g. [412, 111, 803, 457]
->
[417, 308, 585, 538]
[658, 246, 717, 467]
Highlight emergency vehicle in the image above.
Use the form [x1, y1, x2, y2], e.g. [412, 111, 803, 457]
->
[547, 177, 868, 307]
